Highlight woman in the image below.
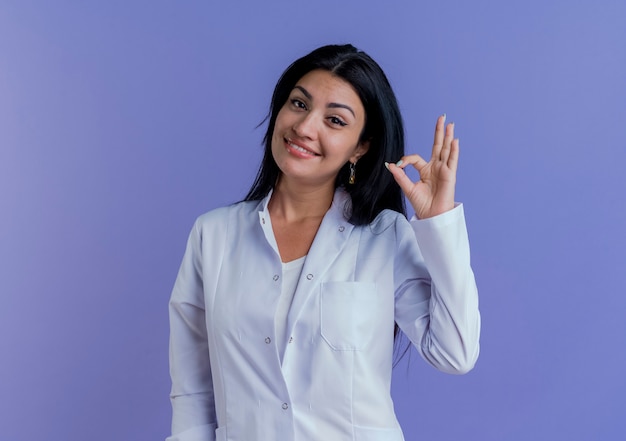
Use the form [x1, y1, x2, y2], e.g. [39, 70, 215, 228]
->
[167, 44, 480, 441]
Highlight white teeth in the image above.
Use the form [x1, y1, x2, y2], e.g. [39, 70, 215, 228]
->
[288, 141, 316, 155]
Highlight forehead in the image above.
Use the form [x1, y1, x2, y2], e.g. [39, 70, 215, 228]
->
[294, 70, 364, 111]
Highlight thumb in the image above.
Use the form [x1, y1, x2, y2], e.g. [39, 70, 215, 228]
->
[385, 162, 415, 195]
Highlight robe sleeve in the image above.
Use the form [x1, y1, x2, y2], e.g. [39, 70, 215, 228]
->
[167, 220, 217, 441]
[394, 203, 481, 374]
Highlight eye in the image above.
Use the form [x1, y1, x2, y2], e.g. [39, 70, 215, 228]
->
[328, 116, 348, 127]
[290, 98, 307, 110]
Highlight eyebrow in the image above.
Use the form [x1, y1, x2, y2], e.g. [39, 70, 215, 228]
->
[294, 85, 356, 118]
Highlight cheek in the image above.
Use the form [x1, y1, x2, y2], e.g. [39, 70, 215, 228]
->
[270, 133, 284, 161]
[270, 115, 287, 147]
[331, 134, 362, 158]
[273, 106, 292, 131]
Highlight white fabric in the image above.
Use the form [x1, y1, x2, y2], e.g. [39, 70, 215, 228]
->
[275, 256, 306, 363]
[168, 188, 480, 441]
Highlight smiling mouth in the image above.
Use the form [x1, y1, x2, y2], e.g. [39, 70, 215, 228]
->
[285, 138, 320, 156]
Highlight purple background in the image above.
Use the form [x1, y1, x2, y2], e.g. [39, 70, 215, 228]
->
[1, 1, 625, 440]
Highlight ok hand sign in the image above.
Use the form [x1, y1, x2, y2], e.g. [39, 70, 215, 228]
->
[386, 114, 459, 219]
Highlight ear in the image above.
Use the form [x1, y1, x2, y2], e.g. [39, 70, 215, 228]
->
[350, 140, 370, 163]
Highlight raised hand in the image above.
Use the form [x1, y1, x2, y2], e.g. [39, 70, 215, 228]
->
[386, 114, 458, 219]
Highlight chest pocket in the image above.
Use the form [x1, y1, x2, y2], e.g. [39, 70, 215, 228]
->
[320, 281, 379, 351]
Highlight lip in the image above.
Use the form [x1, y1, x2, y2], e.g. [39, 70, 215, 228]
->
[284, 138, 321, 158]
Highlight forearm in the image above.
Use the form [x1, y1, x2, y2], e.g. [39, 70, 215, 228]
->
[396, 204, 481, 373]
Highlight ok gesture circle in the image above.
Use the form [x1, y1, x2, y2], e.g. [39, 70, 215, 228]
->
[386, 114, 459, 219]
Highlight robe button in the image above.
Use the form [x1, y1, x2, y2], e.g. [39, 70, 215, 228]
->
[338, 226, 345, 232]
[288, 337, 293, 343]
[273, 274, 279, 281]
[282, 403, 289, 410]
[265, 337, 271, 344]
[306, 274, 313, 280]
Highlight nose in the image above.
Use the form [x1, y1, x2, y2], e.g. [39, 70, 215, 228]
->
[292, 112, 318, 140]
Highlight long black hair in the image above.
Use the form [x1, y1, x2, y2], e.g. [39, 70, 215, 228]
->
[245, 44, 407, 225]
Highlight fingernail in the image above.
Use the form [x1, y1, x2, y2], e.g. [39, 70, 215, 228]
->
[396, 160, 403, 166]
[442, 113, 446, 121]
[384, 162, 390, 170]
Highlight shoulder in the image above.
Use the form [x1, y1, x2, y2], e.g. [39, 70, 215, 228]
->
[367, 208, 409, 235]
[194, 199, 261, 234]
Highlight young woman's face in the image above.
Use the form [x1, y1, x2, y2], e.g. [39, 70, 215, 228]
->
[271, 69, 368, 188]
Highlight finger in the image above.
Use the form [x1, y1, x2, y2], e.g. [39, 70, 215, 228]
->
[440, 122, 455, 163]
[431, 114, 446, 159]
[395, 153, 428, 172]
[385, 162, 417, 195]
[447, 138, 459, 172]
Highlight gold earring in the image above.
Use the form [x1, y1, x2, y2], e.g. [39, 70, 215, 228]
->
[348, 162, 356, 184]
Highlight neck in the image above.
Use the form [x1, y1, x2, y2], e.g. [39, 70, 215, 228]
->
[269, 177, 335, 223]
